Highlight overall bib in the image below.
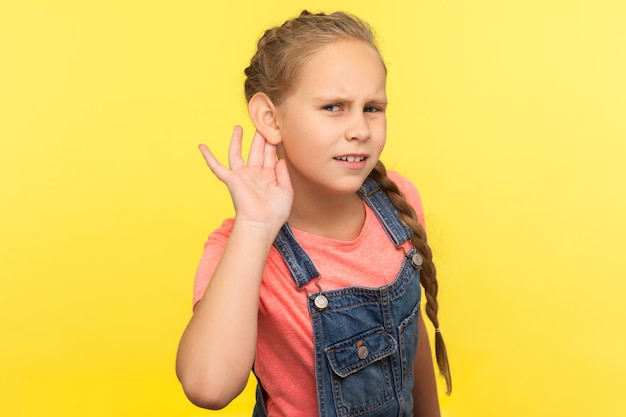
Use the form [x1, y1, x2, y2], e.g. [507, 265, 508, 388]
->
[253, 178, 422, 417]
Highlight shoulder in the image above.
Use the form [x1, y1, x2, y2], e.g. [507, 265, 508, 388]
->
[387, 171, 419, 197]
[205, 218, 235, 244]
[386, 171, 425, 228]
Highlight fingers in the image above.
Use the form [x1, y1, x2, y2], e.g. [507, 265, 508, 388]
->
[275, 159, 293, 193]
[198, 144, 230, 182]
[263, 139, 277, 170]
[198, 126, 244, 182]
[198, 126, 281, 185]
[247, 130, 266, 167]
[228, 126, 245, 170]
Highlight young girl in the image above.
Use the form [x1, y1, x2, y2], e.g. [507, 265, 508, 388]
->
[176, 10, 451, 417]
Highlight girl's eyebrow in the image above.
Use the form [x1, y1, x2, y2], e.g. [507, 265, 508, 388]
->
[312, 96, 348, 102]
[312, 96, 388, 104]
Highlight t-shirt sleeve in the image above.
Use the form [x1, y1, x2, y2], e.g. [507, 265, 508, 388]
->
[387, 171, 426, 228]
[192, 218, 234, 308]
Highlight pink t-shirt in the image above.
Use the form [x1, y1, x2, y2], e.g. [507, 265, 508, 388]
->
[193, 172, 424, 417]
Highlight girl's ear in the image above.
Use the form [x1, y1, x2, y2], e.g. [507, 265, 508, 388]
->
[248, 93, 282, 145]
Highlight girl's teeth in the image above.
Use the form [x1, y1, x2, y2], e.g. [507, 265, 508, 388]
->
[337, 156, 365, 162]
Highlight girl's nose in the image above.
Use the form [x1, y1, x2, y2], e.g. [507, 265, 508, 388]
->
[345, 111, 371, 141]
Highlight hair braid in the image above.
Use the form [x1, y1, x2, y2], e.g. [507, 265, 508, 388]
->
[369, 161, 452, 394]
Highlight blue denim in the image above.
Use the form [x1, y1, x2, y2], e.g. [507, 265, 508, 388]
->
[253, 178, 421, 417]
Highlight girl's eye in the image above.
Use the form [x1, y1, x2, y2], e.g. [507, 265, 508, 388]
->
[364, 106, 380, 113]
[323, 105, 341, 112]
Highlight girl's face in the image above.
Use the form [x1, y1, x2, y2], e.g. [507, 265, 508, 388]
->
[275, 39, 387, 198]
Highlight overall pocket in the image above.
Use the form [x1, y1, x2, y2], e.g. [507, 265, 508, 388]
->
[324, 327, 397, 416]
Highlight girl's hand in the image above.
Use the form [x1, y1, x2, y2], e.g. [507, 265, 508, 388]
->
[198, 126, 293, 234]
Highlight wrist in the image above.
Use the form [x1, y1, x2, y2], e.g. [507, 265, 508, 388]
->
[231, 216, 283, 243]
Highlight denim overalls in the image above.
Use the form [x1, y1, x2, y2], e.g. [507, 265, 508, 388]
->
[253, 178, 422, 417]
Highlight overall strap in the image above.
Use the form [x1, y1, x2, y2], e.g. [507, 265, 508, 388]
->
[358, 178, 413, 247]
[273, 223, 320, 288]
[272, 178, 412, 288]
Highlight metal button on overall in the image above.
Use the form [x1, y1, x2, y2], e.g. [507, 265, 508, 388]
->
[357, 345, 369, 360]
[314, 294, 328, 311]
[411, 252, 423, 268]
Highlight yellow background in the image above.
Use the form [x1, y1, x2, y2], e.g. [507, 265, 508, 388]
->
[1, 0, 625, 416]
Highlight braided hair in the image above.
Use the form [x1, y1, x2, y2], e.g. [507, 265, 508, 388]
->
[369, 161, 451, 394]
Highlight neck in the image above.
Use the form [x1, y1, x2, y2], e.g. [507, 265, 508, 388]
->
[288, 191, 365, 241]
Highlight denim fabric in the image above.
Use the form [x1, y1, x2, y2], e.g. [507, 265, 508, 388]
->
[253, 179, 421, 417]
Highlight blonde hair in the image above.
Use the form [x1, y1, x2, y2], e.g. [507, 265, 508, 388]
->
[244, 10, 452, 394]
[245, 10, 382, 104]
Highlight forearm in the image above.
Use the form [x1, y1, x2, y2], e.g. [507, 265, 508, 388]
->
[176, 219, 277, 409]
[412, 311, 441, 417]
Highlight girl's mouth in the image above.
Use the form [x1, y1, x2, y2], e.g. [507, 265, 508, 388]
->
[334, 156, 366, 162]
